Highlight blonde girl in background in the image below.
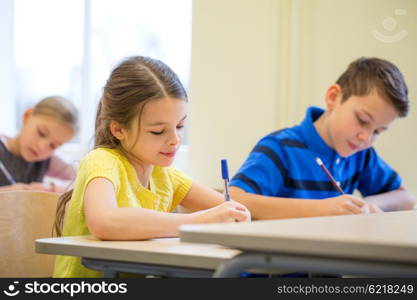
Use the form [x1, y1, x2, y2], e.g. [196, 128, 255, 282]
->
[0, 96, 78, 192]
[53, 56, 251, 278]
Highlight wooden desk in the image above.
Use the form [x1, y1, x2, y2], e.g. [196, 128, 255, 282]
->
[180, 210, 417, 277]
[36, 236, 240, 277]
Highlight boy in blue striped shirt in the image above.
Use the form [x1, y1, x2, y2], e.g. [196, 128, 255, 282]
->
[229, 57, 415, 219]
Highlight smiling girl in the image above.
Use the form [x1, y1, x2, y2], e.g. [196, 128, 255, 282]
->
[53, 56, 250, 278]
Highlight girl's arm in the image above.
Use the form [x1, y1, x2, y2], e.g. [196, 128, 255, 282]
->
[0, 182, 60, 192]
[0, 183, 32, 192]
[179, 182, 225, 211]
[46, 155, 76, 181]
[43, 155, 76, 192]
[84, 178, 250, 241]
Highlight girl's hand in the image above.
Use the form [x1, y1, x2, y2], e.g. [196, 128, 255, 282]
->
[190, 200, 251, 224]
[1, 183, 32, 191]
[28, 182, 51, 191]
[28, 182, 58, 192]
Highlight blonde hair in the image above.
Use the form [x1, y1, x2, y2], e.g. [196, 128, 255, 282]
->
[33, 95, 79, 133]
[54, 56, 187, 236]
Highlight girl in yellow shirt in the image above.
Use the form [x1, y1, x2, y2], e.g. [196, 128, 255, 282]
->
[53, 56, 251, 277]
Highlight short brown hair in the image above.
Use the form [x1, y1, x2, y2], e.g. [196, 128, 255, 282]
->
[336, 57, 409, 117]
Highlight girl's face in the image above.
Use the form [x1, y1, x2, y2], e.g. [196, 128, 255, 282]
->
[19, 111, 75, 162]
[120, 97, 187, 168]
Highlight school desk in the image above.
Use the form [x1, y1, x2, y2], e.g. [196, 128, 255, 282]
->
[180, 210, 417, 277]
[36, 236, 240, 277]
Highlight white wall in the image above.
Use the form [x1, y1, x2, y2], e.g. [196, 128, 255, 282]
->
[189, 0, 281, 188]
[189, 0, 417, 196]
[298, 0, 417, 196]
[0, 0, 16, 135]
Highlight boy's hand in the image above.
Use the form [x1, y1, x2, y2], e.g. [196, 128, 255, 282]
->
[367, 202, 384, 213]
[322, 195, 368, 215]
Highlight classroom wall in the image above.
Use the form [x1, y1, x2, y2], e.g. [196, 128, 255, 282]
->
[0, 0, 16, 135]
[189, 0, 417, 195]
[188, 0, 281, 187]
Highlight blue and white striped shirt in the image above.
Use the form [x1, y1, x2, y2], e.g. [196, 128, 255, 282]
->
[229, 106, 401, 199]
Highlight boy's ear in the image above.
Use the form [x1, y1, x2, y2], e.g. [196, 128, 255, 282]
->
[110, 121, 126, 141]
[22, 108, 34, 123]
[325, 84, 343, 111]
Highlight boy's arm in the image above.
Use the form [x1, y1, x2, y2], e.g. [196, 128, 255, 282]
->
[364, 185, 416, 211]
[229, 186, 368, 219]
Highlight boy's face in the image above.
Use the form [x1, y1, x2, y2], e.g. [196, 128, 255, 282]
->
[19, 111, 75, 162]
[115, 97, 187, 168]
[322, 84, 399, 157]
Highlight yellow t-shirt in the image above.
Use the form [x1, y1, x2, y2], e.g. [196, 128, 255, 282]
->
[53, 147, 193, 278]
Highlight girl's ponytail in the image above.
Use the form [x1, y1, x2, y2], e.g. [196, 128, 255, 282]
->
[53, 189, 73, 236]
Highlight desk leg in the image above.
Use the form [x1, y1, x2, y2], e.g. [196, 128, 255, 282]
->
[213, 252, 417, 278]
[82, 257, 214, 278]
[214, 253, 269, 277]
[103, 270, 118, 278]
[82, 258, 119, 278]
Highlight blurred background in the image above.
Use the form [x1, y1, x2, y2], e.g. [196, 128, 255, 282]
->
[1, 0, 416, 196]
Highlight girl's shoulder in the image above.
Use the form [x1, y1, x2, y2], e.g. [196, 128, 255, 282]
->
[153, 166, 192, 184]
[80, 147, 124, 168]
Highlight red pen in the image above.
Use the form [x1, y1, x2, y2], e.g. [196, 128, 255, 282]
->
[315, 157, 344, 194]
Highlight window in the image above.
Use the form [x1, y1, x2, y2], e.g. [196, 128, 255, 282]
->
[0, 0, 191, 170]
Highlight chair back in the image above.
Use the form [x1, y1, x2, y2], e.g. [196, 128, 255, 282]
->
[0, 190, 59, 277]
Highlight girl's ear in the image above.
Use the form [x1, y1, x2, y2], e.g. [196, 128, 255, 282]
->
[325, 84, 343, 111]
[22, 108, 34, 124]
[110, 121, 126, 141]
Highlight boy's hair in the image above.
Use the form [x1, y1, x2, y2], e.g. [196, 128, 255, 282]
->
[336, 57, 409, 117]
[33, 96, 79, 132]
[54, 56, 187, 237]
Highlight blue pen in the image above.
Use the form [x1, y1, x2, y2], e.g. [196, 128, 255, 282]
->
[221, 159, 230, 201]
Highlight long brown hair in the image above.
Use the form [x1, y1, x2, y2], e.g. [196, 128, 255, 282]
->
[54, 56, 187, 236]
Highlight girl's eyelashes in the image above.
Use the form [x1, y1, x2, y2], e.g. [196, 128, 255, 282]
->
[150, 130, 164, 135]
[149, 124, 185, 135]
